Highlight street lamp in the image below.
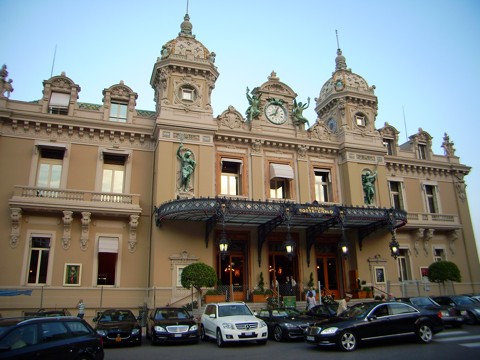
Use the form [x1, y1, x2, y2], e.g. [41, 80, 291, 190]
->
[387, 208, 400, 259]
[282, 207, 296, 261]
[337, 209, 349, 257]
[218, 230, 230, 260]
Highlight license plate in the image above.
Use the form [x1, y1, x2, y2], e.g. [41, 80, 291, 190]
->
[307, 336, 315, 341]
[243, 332, 253, 336]
[115, 337, 122, 342]
[174, 334, 182, 338]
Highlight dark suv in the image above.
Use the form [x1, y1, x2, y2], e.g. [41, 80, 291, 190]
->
[0, 316, 104, 360]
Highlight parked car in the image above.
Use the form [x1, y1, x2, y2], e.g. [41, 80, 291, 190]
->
[257, 307, 312, 342]
[305, 303, 339, 320]
[93, 309, 142, 346]
[0, 316, 104, 359]
[397, 296, 464, 327]
[24, 308, 72, 317]
[200, 302, 268, 347]
[146, 307, 199, 345]
[305, 301, 444, 351]
[433, 295, 480, 325]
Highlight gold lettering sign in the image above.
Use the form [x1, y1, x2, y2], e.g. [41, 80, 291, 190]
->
[298, 206, 334, 215]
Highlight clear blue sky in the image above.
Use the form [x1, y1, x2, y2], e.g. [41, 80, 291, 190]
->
[2, 0, 479, 259]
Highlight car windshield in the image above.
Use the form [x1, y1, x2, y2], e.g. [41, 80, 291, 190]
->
[155, 309, 189, 320]
[271, 309, 301, 317]
[411, 297, 435, 306]
[218, 304, 252, 317]
[339, 303, 373, 320]
[100, 310, 136, 322]
[453, 296, 477, 305]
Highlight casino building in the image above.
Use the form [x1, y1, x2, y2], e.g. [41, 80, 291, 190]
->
[0, 13, 478, 318]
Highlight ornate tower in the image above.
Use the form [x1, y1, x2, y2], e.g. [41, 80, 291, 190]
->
[150, 14, 219, 130]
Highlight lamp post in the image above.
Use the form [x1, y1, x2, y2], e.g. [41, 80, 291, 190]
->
[337, 209, 350, 257]
[281, 207, 296, 261]
[387, 208, 400, 259]
[217, 202, 232, 299]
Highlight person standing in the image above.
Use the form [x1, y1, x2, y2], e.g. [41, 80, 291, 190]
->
[306, 291, 317, 310]
[77, 299, 85, 319]
[336, 293, 352, 315]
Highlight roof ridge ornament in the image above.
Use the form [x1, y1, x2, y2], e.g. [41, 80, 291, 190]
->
[335, 30, 347, 71]
[179, 13, 194, 38]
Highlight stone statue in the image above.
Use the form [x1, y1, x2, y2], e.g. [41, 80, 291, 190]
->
[292, 97, 310, 125]
[177, 143, 196, 191]
[0, 64, 14, 98]
[362, 169, 377, 205]
[245, 86, 261, 121]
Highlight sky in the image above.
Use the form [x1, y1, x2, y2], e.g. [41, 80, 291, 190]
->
[1, 0, 479, 260]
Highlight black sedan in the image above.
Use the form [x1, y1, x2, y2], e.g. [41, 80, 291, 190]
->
[305, 303, 338, 320]
[93, 309, 142, 346]
[433, 295, 480, 325]
[257, 308, 312, 342]
[397, 296, 464, 327]
[146, 307, 199, 345]
[305, 301, 444, 351]
[24, 308, 72, 317]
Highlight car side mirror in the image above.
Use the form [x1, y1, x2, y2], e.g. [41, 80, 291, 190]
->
[367, 315, 377, 321]
[209, 313, 216, 319]
[253, 311, 258, 316]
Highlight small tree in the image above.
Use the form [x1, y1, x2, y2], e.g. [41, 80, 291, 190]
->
[181, 262, 217, 306]
[428, 261, 461, 285]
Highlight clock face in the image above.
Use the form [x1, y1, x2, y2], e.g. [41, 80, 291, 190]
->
[327, 118, 338, 133]
[265, 103, 287, 124]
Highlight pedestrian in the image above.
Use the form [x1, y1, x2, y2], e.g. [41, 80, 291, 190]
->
[306, 290, 317, 310]
[336, 293, 352, 315]
[77, 299, 85, 319]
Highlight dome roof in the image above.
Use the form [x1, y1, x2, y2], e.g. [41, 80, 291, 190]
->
[317, 49, 375, 103]
[160, 14, 214, 63]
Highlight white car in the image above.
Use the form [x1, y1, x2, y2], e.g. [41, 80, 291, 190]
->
[200, 302, 268, 347]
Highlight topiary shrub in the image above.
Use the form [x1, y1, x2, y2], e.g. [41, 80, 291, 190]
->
[428, 261, 461, 283]
[181, 262, 217, 305]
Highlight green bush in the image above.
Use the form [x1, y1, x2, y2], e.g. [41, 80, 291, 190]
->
[181, 262, 217, 292]
[428, 261, 461, 283]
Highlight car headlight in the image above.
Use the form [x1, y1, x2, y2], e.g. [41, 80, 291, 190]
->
[320, 327, 338, 335]
[460, 310, 468, 316]
[154, 325, 167, 333]
[131, 328, 141, 336]
[284, 322, 296, 328]
[473, 308, 480, 315]
[222, 323, 235, 330]
[259, 320, 267, 328]
[96, 330, 107, 336]
[190, 324, 198, 331]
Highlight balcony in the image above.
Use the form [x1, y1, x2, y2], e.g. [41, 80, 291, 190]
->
[9, 186, 142, 217]
[404, 212, 460, 230]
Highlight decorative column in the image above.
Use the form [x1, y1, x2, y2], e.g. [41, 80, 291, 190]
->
[10, 207, 22, 248]
[62, 211, 73, 250]
[128, 215, 139, 253]
[80, 212, 91, 251]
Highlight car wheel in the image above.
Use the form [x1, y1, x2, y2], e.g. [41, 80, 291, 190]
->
[416, 324, 433, 343]
[216, 328, 225, 348]
[337, 331, 357, 352]
[273, 325, 284, 342]
[465, 312, 477, 325]
[257, 339, 267, 345]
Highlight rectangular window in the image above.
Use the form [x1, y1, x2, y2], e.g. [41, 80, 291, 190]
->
[182, 88, 194, 101]
[383, 138, 394, 155]
[314, 169, 331, 202]
[49, 92, 70, 115]
[397, 248, 412, 281]
[36, 147, 64, 189]
[424, 184, 439, 213]
[388, 181, 404, 210]
[109, 102, 128, 122]
[355, 115, 365, 127]
[220, 159, 242, 196]
[102, 154, 126, 193]
[433, 248, 446, 262]
[270, 178, 290, 199]
[27, 236, 50, 284]
[97, 237, 119, 286]
[418, 144, 427, 160]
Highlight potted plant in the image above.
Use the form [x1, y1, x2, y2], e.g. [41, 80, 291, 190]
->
[358, 286, 372, 299]
[204, 288, 226, 303]
[252, 272, 267, 302]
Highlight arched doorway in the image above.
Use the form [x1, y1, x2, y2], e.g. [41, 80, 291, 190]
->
[315, 242, 340, 300]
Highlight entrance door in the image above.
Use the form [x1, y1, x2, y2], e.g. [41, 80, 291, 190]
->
[268, 253, 298, 299]
[316, 256, 340, 299]
[219, 253, 245, 301]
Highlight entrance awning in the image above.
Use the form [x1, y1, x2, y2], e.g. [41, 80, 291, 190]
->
[155, 197, 407, 266]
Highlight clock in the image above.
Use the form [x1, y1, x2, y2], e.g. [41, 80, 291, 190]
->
[265, 103, 287, 124]
[327, 118, 338, 133]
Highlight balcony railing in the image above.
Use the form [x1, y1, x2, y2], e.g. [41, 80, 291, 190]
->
[405, 212, 460, 229]
[9, 186, 142, 216]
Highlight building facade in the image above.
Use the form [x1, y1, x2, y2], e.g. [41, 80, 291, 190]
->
[1, 14, 479, 319]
